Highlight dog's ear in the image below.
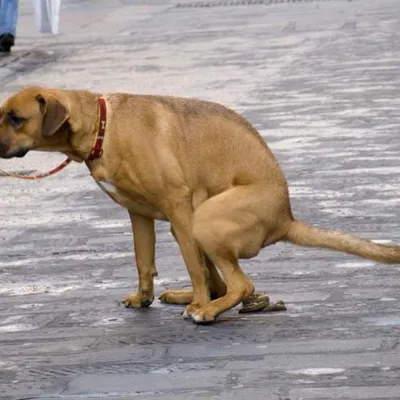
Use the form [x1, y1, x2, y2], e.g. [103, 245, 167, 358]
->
[36, 94, 70, 137]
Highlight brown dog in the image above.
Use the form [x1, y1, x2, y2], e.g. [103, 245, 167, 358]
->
[0, 86, 399, 323]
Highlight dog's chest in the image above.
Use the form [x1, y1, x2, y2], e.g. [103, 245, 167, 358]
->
[97, 180, 118, 195]
[96, 180, 166, 220]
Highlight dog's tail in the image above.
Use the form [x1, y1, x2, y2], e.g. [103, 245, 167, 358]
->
[285, 220, 400, 264]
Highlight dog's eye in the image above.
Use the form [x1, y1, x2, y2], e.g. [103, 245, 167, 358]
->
[8, 113, 25, 127]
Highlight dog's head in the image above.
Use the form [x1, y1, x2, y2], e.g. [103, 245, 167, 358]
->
[0, 87, 70, 159]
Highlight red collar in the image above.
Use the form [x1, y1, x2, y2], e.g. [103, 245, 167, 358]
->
[88, 97, 107, 160]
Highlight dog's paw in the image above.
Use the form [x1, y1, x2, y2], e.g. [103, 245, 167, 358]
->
[191, 306, 218, 324]
[122, 292, 154, 308]
[159, 289, 193, 305]
[182, 302, 203, 320]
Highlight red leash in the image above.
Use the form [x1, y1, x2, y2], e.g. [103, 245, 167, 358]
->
[0, 157, 72, 180]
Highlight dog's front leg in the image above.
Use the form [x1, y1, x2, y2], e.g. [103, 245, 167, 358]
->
[122, 212, 157, 308]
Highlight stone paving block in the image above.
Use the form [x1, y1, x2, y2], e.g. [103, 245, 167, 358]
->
[167, 337, 400, 359]
[290, 386, 400, 400]
[65, 370, 229, 395]
[224, 351, 400, 373]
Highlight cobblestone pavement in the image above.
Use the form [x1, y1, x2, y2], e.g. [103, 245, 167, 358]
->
[1, 0, 400, 399]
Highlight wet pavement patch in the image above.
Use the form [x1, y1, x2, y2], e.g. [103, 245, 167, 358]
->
[0, 49, 62, 83]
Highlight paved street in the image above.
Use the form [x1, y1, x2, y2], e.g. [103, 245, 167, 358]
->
[1, 0, 400, 399]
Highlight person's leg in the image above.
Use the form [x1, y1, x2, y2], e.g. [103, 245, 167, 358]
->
[0, 0, 19, 52]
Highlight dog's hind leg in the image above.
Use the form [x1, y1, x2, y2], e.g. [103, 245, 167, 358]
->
[190, 185, 290, 323]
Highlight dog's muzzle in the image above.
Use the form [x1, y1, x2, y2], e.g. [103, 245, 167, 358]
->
[0, 141, 28, 159]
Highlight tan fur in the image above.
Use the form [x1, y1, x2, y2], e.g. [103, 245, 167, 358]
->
[0, 86, 399, 323]
[286, 221, 400, 264]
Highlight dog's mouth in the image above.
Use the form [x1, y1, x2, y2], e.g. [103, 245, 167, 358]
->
[0, 147, 29, 159]
[13, 148, 29, 158]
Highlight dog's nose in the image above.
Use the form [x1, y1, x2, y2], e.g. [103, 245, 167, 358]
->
[0, 140, 9, 158]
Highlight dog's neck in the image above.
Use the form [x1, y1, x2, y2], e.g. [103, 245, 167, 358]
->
[61, 90, 104, 162]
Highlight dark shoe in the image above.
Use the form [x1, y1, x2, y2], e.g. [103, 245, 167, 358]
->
[0, 33, 15, 53]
